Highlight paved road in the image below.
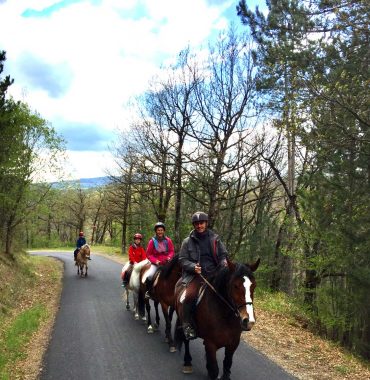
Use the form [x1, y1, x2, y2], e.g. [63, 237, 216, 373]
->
[34, 251, 296, 380]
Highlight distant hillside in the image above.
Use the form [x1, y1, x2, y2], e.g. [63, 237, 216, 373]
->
[51, 176, 111, 189]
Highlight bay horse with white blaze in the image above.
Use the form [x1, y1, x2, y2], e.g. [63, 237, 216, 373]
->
[174, 258, 260, 380]
[76, 244, 90, 277]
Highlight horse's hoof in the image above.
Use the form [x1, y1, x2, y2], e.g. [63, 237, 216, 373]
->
[126, 305, 131, 310]
[141, 316, 147, 322]
[153, 323, 159, 331]
[182, 366, 193, 374]
[147, 326, 154, 334]
[164, 337, 169, 343]
[134, 314, 139, 320]
[169, 346, 176, 353]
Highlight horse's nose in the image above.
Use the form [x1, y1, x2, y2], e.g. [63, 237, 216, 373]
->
[241, 317, 249, 330]
[241, 317, 255, 331]
[246, 321, 255, 331]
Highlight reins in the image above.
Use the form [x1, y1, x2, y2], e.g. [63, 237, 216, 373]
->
[199, 273, 250, 318]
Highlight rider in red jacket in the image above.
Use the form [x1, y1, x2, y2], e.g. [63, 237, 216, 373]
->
[121, 233, 146, 286]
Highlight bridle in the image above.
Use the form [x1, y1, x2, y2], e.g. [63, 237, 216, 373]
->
[199, 273, 253, 318]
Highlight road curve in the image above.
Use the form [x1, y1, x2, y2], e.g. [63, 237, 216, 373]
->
[33, 251, 296, 380]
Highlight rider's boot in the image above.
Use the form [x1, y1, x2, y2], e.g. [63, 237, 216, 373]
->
[182, 302, 197, 340]
[145, 277, 153, 299]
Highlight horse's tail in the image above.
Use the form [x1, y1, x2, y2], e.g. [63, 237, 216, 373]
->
[138, 289, 145, 317]
[174, 316, 184, 352]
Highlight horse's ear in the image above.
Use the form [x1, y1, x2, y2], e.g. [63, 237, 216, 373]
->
[226, 257, 236, 271]
[248, 258, 260, 272]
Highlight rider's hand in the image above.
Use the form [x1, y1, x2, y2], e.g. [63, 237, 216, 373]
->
[156, 260, 161, 265]
[194, 264, 202, 274]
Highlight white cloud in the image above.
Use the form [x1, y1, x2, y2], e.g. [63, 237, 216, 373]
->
[0, 0, 239, 180]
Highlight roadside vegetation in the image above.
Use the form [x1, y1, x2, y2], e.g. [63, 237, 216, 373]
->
[0, 253, 62, 379]
[1, 249, 369, 380]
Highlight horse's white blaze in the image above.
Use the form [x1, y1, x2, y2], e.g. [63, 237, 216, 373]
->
[243, 276, 255, 323]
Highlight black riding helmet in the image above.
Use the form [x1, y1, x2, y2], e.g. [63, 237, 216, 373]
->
[154, 222, 165, 231]
[191, 211, 208, 224]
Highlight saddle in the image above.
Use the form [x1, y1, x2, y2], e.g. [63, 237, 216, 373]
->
[176, 280, 207, 307]
[142, 265, 162, 287]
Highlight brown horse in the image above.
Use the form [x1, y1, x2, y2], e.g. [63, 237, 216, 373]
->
[138, 255, 182, 352]
[76, 244, 90, 277]
[174, 258, 260, 380]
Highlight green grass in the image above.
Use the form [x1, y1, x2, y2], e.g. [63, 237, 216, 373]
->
[254, 287, 312, 326]
[0, 305, 48, 379]
[0, 253, 62, 380]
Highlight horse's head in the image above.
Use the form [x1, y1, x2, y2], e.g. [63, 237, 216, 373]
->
[228, 258, 260, 331]
[80, 244, 90, 257]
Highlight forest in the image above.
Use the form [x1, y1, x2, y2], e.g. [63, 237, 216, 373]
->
[0, 1, 369, 359]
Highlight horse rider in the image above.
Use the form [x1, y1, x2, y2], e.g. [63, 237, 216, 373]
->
[178, 211, 228, 340]
[121, 233, 146, 287]
[74, 231, 89, 260]
[144, 222, 175, 299]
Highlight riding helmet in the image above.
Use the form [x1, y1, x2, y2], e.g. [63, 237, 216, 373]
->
[191, 211, 208, 224]
[154, 222, 165, 231]
[134, 233, 143, 240]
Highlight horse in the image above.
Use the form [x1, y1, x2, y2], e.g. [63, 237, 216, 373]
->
[138, 256, 181, 344]
[76, 244, 90, 277]
[138, 255, 182, 352]
[138, 261, 161, 333]
[122, 259, 149, 322]
[174, 258, 260, 380]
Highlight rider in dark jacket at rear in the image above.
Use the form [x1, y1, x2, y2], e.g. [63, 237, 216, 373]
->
[179, 211, 228, 340]
[74, 231, 88, 260]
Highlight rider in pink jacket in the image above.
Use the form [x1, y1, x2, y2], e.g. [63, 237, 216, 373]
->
[144, 222, 175, 298]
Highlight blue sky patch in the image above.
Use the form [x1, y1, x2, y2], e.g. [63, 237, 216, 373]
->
[17, 53, 73, 98]
[55, 120, 113, 151]
[22, 0, 84, 18]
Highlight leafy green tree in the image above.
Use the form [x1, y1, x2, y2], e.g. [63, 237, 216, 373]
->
[238, 0, 370, 357]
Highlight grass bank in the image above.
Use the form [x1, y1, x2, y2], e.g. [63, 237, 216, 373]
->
[0, 253, 62, 379]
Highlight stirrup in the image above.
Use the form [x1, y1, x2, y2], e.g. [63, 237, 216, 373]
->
[145, 291, 151, 300]
[183, 325, 197, 340]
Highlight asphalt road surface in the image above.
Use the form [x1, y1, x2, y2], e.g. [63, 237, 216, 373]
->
[33, 251, 296, 380]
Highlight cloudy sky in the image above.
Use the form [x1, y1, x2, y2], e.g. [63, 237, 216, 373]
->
[0, 0, 256, 181]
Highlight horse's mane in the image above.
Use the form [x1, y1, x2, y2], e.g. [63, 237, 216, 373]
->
[159, 254, 180, 279]
[80, 244, 90, 255]
[212, 262, 255, 298]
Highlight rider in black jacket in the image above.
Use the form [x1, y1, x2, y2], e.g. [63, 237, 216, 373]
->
[179, 211, 228, 339]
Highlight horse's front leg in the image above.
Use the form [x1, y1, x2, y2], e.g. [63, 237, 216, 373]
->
[183, 339, 192, 373]
[145, 299, 155, 333]
[154, 300, 160, 329]
[204, 341, 219, 380]
[133, 292, 140, 319]
[221, 344, 237, 380]
[161, 304, 176, 352]
[85, 263, 88, 277]
[125, 288, 130, 310]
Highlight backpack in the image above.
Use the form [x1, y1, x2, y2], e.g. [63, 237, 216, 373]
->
[152, 237, 169, 252]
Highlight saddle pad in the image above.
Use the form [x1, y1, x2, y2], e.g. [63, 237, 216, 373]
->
[196, 282, 207, 306]
[153, 271, 161, 287]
